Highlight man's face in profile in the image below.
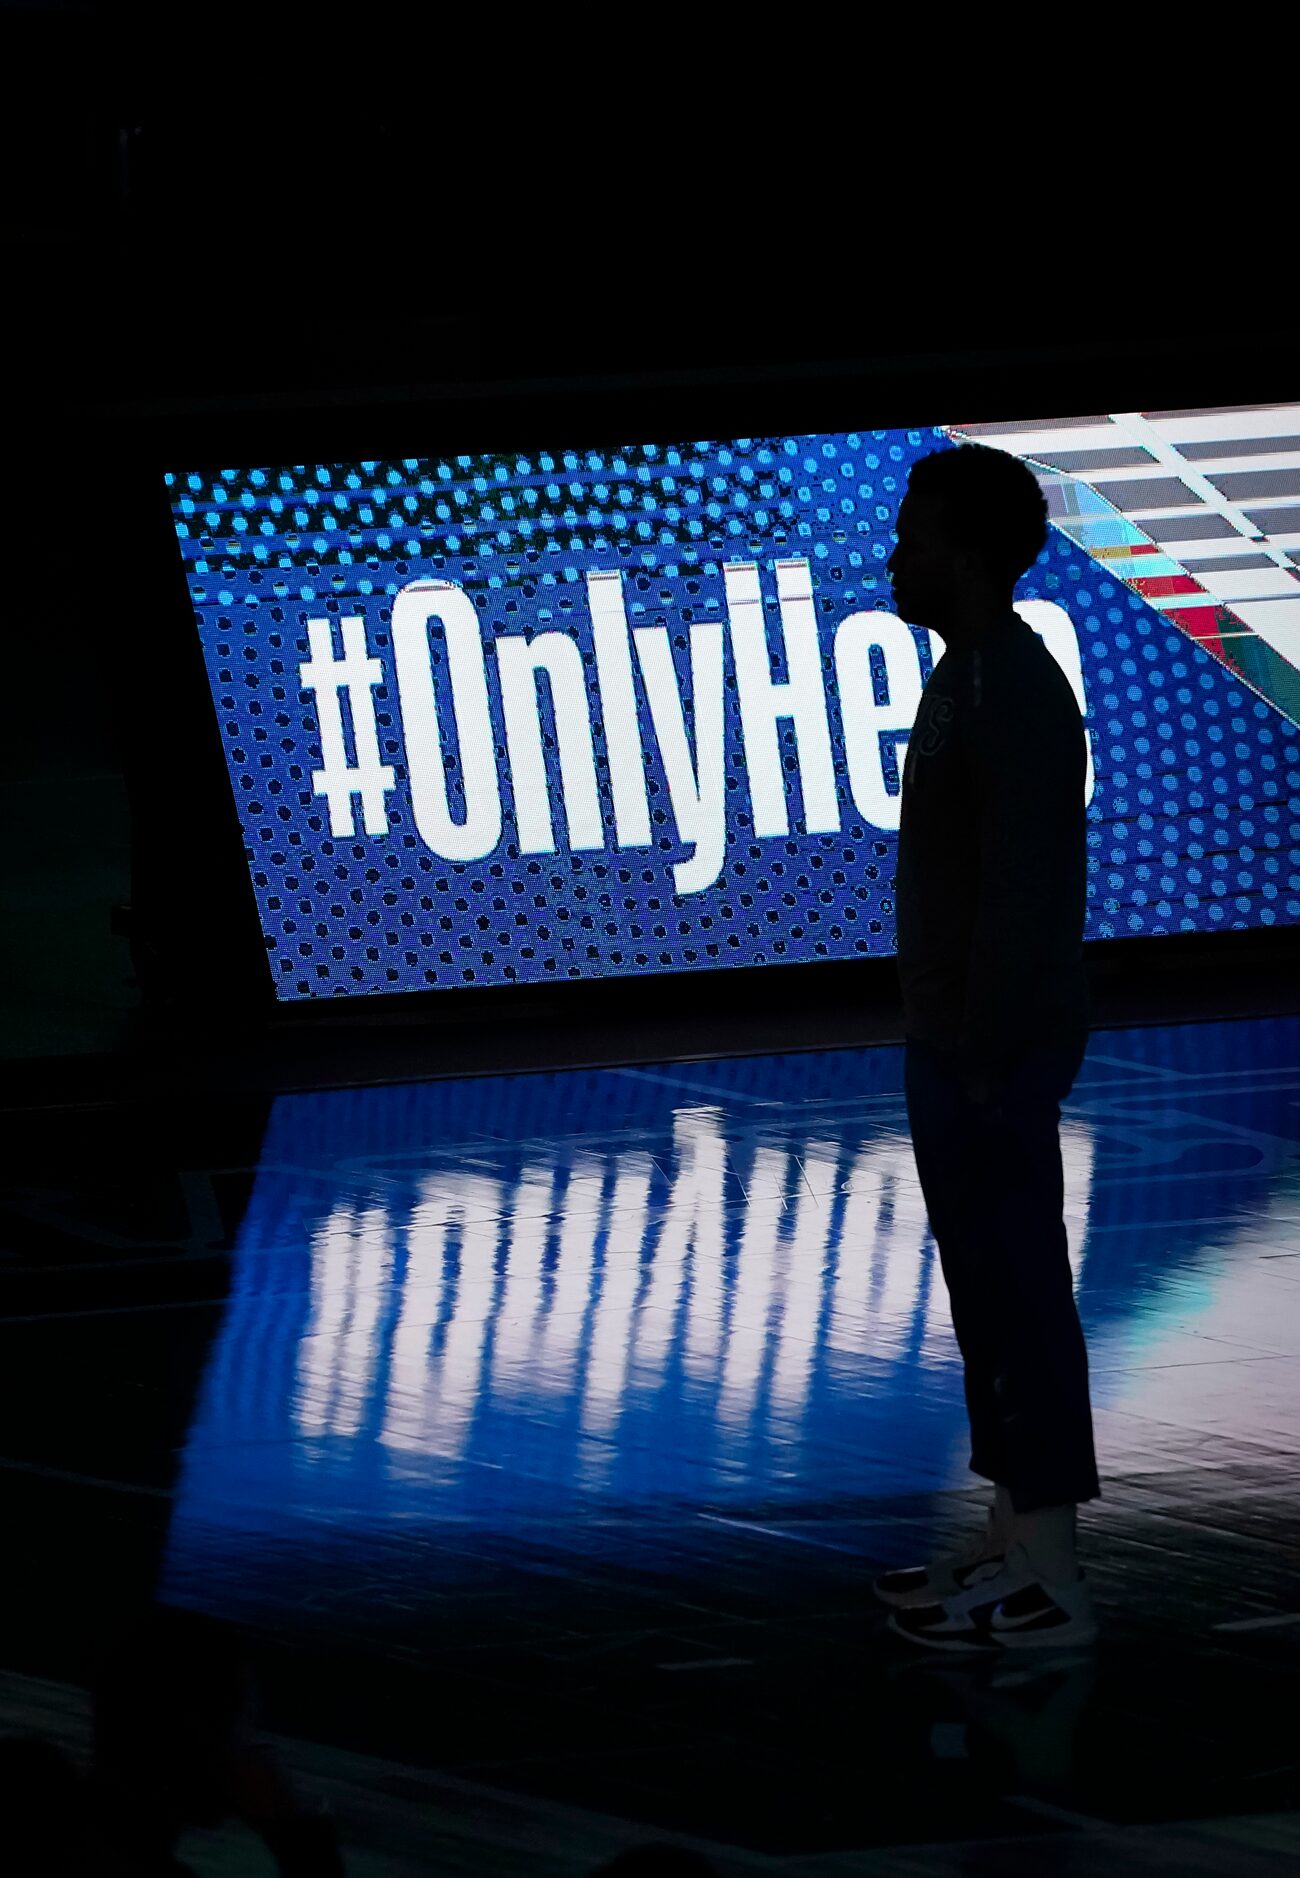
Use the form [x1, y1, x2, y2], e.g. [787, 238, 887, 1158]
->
[887, 491, 960, 633]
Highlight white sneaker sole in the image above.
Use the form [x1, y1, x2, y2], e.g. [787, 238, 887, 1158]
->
[887, 1609, 1100, 1652]
[872, 1553, 1008, 1610]
[990, 1614, 1098, 1649]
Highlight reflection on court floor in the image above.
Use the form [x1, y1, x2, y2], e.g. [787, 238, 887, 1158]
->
[162, 1018, 1300, 1595]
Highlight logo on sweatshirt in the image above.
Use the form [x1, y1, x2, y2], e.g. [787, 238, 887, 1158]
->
[910, 692, 957, 763]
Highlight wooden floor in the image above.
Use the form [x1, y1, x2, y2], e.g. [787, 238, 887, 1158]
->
[5, 1667, 1299, 1876]
[3, 1013, 1300, 1870]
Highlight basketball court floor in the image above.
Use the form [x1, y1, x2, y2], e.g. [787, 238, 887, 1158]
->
[3, 1012, 1299, 1872]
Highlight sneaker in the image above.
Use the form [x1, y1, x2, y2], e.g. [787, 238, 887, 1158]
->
[872, 1511, 1008, 1609]
[887, 1544, 1098, 1652]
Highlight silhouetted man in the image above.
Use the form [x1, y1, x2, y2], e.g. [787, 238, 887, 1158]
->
[874, 444, 1099, 1649]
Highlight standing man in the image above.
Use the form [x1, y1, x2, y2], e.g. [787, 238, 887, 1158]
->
[874, 444, 1099, 1649]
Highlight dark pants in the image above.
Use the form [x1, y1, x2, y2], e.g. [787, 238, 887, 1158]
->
[904, 1034, 1100, 1514]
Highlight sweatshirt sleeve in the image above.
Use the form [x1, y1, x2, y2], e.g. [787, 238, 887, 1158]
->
[958, 656, 1085, 1066]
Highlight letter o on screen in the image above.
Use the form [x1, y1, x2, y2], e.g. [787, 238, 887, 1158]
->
[392, 579, 502, 861]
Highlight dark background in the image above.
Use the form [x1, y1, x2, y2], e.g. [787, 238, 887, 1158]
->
[3, 4, 1294, 1075]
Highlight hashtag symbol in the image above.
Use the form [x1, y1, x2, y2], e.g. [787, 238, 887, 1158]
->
[299, 617, 396, 837]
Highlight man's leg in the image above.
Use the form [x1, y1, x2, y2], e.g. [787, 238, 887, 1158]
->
[887, 1035, 1102, 1643]
[874, 1038, 1009, 1607]
[903, 1037, 1009, 1497]
[969, 1036, 1100, 1546]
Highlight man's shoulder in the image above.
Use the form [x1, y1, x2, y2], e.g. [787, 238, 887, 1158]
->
[991, 620, 1080, 701]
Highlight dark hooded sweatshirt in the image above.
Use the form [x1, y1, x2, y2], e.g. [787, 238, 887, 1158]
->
[894, 611, 1090, 1066]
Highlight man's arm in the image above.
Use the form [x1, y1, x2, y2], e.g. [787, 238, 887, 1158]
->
[959, 683, 1084, 1100]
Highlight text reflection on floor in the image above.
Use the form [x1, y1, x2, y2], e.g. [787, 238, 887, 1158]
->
[163, 1021, 1300, 1598]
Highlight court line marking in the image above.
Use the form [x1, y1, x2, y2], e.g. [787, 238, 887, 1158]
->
[0, 1296, 228, 1326]
[697, 1513, 927, 1554]
[1007, 1794, 1110, 1829]
[657, 1657, 754, 1672]
[1212, 1612, 1300, 1632]
[0, 1455, 174, 1498]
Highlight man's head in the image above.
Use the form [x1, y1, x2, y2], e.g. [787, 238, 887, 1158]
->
[887, 445, 1049, 637]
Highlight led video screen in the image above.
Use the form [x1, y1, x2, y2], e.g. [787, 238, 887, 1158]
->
[168, 406, 1300, 999]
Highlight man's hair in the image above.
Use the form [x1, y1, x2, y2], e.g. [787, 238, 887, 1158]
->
[907, 445, 1049, 587]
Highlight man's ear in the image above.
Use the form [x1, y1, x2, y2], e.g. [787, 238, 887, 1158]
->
[955, 547, 1002, 593]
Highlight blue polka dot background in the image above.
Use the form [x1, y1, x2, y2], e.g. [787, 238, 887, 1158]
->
[166, 430, 1300, 1000]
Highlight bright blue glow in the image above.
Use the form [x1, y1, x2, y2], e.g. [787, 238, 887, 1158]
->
[161, 1017, 1300, 1610]
[167, 429, 1300, 999]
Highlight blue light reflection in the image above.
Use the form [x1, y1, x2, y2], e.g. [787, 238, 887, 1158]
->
[162, 1020, 1300, 1601]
